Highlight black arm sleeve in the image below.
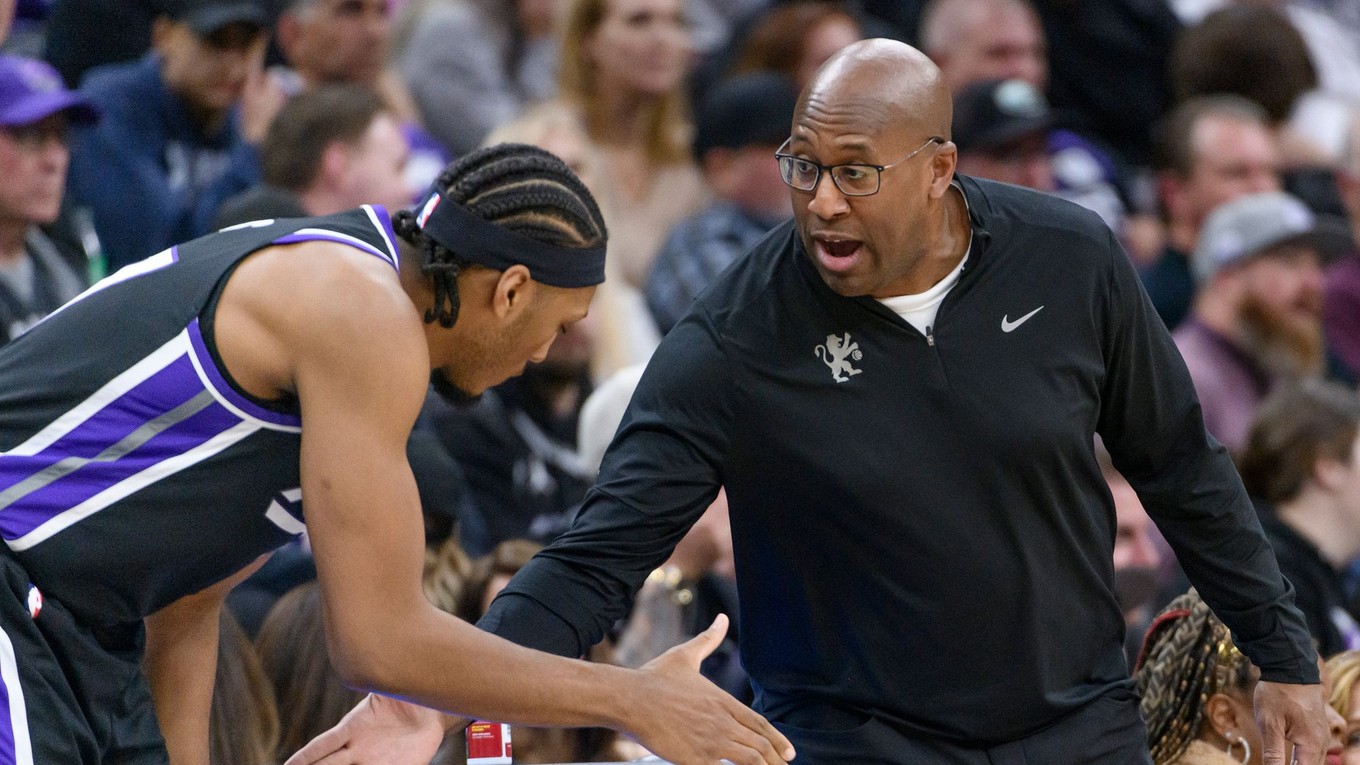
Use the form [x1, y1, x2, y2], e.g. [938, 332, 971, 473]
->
[1095, 228, 1318, 684]
[478, 306, 736, 657]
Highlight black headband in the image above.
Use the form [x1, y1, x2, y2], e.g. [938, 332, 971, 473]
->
[415, 192, 606, 288]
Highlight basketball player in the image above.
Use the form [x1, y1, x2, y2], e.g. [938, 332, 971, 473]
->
[0, 144, 793, 765]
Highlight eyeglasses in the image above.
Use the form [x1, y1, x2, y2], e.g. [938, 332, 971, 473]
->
[776, 136, 943, 197]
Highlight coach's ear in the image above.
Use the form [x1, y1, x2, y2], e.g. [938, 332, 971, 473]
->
[492, 264, 537, 320]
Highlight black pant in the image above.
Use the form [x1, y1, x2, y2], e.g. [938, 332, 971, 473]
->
[0, 554, 166, 764]
[772, 689, 1151, 765]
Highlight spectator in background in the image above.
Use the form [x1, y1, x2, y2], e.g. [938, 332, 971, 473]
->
[1324, 650, 1360, 763]
[1136, 588, 1346, 765]
[273, 0, 442, 190]
[418, 313, 598, 554]
[210, 610, 280, 765]
[398, 0, 561, 157]
[1169, 4, 1327, 169]
[489, 0, 707, 377]
[919, 0, 1131, 245]
[1029, 0, 1180, 171]
[1324, 117, 1360, 375]
[67, 0, 281, 270]
[41, 0, 159, 88]
[1237, 381, 1360, 656]
[215, 84, 413, 228]
[419, 537, 642, 765]
[1144, 96, 1281, 330]
[950, 78, 1054, 193]
[1095, 441, 1165, 667]
[0, 55, 93, 346]
[274, 0, 412, 118]
[731, 1, 862, 92]
[1173, 191, 1351, 452]
[0, 0, 12, 44]
[256, 582, 365, 763]
[918, 0, 1045, 95]
[645, 72, 796, 335]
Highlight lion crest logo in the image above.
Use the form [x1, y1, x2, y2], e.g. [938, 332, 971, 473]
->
[814, 332, 863, 383]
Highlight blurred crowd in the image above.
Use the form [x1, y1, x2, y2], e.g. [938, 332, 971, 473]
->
[4, 0, 1360, 762]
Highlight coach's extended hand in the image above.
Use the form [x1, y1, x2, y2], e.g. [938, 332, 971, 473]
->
[1255, 680, 1329, 765]
[286, 614, 794, 765]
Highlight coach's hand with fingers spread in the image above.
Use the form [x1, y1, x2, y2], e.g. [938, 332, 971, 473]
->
[1255, 680, 1328, 765]
[625, 614, 795, 765]
[283, 693, 450, 765]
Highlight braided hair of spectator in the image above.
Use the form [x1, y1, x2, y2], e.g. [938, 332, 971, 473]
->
[391, 143, 608, 327]
[1134, 589, 1255, 765]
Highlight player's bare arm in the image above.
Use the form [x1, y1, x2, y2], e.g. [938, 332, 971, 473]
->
[143, 555, 269, 765]
[213, 240, 792, 765]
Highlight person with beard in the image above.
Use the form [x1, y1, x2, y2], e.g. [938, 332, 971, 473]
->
[1237, 381, 1360, 657]
[1173, 190, 1352, 453]
[418, 314, 598, 554]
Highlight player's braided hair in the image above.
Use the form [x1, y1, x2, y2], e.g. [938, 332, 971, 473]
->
[392, 143, 608, 327]
[1134, 589, 1255, 765]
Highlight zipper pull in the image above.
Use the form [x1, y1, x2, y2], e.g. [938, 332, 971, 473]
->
[926, 325, 935, 347]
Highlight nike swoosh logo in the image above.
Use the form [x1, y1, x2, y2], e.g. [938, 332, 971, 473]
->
[1001, 306, 1044, 333]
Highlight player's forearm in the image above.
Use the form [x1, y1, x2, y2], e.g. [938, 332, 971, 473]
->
[330, 604, 642, 733]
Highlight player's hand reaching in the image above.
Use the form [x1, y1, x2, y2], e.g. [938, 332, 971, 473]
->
[623, 614, 795, 765]
[283, 693, 450, 765]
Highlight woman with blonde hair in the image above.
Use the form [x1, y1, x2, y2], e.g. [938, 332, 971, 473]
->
[490, 0, 708, 375]
[1325, 650, 1360, 762]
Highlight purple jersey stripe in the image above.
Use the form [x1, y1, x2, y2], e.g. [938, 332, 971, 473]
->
[186, 320, 301, 429]
[0, 353, 203, 484]
[0, 402, 242, 541]
[271, 233, 397, 269]
[370, 205, 400, 261]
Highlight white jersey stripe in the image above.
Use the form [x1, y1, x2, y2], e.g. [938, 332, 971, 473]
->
[4, 335, 187, 458]
[41, 248, 178, 324]
[0, 625, 34, 765]
[7, 421, 259, 552]
[287, 228, 394, 267]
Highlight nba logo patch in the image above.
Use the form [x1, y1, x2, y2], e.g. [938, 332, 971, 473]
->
[26, 584, 42, 619]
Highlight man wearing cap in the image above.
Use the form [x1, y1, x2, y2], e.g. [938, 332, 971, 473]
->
[951, 77, 1055, 194]
[645, 72, 798, 335]
[1173, 190, 1353, 454]
[0, 55, 96, 347]
[0, 142, 794, 764]
[66, 0, 285, 272]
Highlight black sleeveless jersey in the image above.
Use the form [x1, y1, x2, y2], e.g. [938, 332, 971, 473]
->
[0, 206, 401, 627]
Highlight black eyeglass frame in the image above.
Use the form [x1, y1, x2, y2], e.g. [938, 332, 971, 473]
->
[774, 136, 945, 197]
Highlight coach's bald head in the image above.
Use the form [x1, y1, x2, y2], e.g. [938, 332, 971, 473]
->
[798, 39, 953, 147]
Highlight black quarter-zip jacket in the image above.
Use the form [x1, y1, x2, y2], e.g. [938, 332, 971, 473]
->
[480, 176, 1316, 744]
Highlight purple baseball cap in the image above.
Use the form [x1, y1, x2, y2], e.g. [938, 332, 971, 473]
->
[0, 56, 99, 128]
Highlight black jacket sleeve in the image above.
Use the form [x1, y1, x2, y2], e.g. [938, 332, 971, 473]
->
[1095, 227, 1317, 684]
[478, 305, 735, 656]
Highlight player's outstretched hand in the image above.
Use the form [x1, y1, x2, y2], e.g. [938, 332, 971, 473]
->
[1255, 680, 1328, 765]
[283, 693, 448, 765]
[625, 614, 795, 765]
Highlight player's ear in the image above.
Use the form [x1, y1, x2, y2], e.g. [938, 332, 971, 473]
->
[492, 265, 536, 320]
